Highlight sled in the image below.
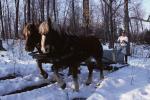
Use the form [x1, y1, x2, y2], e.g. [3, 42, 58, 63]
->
[29, 49, 128, 72]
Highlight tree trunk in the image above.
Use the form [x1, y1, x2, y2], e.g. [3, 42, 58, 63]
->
[27, 0, 31, 23]
[41, 0, 45, 21]
[83, 0, 90, 35]
[109, 0, 114, 49]
[124, 0, 130, 55]
[53, 0, 57, 22]
[6, 0, 12, 39]
[24, 0, 27, 24]
[0, 0, 5, 40]
[31, 0, 35, 23]
[109, 0, 116, 62]
[101, 0, 110, 42]
[71, 0, 76, 32]
[129, 19, 134, 42]
[15, 0, 20, 39]
[47, 0, 50, 20]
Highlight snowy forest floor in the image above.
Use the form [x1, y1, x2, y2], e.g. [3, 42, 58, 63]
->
[0, 40, 150, 100]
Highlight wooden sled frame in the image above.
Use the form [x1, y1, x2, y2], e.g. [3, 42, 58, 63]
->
[29, 51, 127, 72]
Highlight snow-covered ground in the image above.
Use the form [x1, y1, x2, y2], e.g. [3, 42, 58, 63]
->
[0, 40, 150, 100]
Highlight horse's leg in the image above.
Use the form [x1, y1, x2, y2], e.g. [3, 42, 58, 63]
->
[95, 43, 104, 80]
[37, 60, 48, 79]
[71, 64, 79, 92]
[52, 64, 66, 89]
[85, 60, 94, 85]
[96, 58, 104, 80]
[67, 67, 72, 76]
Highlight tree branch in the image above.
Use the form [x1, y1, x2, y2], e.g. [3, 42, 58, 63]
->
[130, 17, 150, 22]
[102, 0, 124, 16]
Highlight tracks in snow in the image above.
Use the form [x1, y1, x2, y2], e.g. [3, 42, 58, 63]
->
[0, 74, 19, 81]
[0, 64, 129, 97]
[2, 83, 50, 96]
[0, 74, 53, 96]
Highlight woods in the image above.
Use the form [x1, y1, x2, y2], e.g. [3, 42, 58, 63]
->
[0, 0, 149, 44]
[0, 0, 150, 99]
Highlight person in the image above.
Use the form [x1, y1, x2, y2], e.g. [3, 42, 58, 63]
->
[117, 31, 129, 64]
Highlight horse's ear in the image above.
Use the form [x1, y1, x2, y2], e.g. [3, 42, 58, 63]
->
[24, 22, 27, 27]
[32, 20, 36, 26]
[48, 17, 52, 28]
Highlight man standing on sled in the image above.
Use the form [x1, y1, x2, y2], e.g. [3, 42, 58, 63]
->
[117, 31, 129, 64]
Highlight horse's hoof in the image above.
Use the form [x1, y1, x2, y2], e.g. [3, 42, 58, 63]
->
[50, 79, 57, 83]
[85, 82, 91, 86]
[73, 88, 79, 92]
[85, 78, 92, 86]
[61, 83, 66, 89]
[50, 77, 57, 83]
[41, 72, 48, 79]
[100, 76, 104, 80]
[67, 72, 71, 76]
[78, 70, 81, 74]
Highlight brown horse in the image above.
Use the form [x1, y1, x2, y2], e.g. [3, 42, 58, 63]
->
[23, 19, 104, 91]
[23, 23, 49, 78]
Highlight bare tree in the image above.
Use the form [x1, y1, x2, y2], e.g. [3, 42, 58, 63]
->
[15, 0, 20, 38]
[71, 0, 76, 32]
[31, 0, 36, 23]
[53, 0, 57, 22]
[0, 0, 5, 40]
[27, 0, 31, 23]
[83, 0, 90, 35]
[109, 0, 114, 48]
[62, 0, 71, 28]
[100, 0, 109, 42]
[124, 0, 130, 55]
[124, 0, 130, 38]
[100, 0, 116, 48]
[47, 0, 50, 20]
[5, 0, 12, 38]
[40, 0, 45, 21]
[23, 0, 27, 24]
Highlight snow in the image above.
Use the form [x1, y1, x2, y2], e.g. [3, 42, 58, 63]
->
[0, 40, 150, 100]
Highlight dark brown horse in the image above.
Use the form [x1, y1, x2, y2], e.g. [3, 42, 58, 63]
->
[23, 23, 49, 78]
[23, 19, 104, 91]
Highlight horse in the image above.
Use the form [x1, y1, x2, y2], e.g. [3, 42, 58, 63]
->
[23, 19, 104, 91]
[23, 23, 49, 79]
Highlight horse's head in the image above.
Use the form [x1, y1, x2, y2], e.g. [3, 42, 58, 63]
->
[38, 17, 55, 53]
[23, 23, 41, 52]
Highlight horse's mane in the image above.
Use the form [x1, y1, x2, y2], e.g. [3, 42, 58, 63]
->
[23, 23, 34, 36]
[23, 23, 40, 34]
[39, 21, 49, 35]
